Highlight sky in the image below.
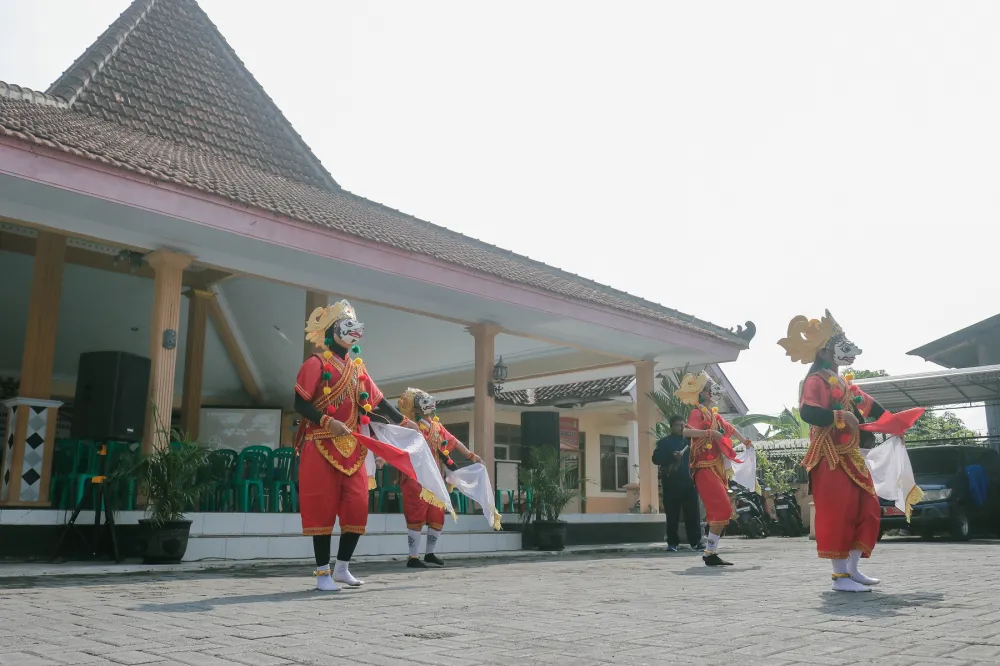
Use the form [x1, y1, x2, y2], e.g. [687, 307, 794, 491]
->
[1, 0, 996, 432]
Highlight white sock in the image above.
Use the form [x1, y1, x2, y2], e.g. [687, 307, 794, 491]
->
[832, 559, 848, 575]
[333, 559, 363, 586]
[426, 528, 441, 555]
[705, 533, 721, 554]
[848, 549, 880, 585]
[407, 529, 422, 558]
[314, 565, 339, 591]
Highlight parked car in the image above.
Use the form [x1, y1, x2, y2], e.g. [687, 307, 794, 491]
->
[878, 445, 1000, 541]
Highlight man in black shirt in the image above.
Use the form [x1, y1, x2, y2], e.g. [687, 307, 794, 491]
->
[653, 415, 704, 552]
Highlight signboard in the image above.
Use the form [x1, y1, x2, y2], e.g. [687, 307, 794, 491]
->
[559, 417, 580, 451]
[199, 408, 283, 451]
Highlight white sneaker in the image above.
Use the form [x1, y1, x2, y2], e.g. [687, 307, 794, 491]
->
[832, 575, 872, 593]
[315, 568, 340, 592]
[333, 560, 363, 587]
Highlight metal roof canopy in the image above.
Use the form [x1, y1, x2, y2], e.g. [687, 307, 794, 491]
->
[853, 364, 1000, 411]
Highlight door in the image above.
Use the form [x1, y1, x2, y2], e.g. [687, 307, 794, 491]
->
[561, 452, 581, 514]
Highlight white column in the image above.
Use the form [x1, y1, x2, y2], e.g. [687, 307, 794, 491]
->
[628, 419, 640, 484]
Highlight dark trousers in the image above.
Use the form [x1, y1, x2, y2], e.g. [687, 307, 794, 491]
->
[663, 481, 702, 547]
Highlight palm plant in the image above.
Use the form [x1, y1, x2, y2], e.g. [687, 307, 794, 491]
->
[731, 407, 809, 440]
[647, 366, 690, 438]
[519, 446, 577, 523]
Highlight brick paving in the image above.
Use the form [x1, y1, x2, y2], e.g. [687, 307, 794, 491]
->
[2, 537, 1000, 665]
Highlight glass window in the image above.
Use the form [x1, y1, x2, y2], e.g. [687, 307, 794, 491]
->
[495, 423, 522, 461]
[600, 434, 629, 491]
[446, 422, 470, 445]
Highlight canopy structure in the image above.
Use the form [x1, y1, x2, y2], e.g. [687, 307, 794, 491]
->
[853, 365, 1000, 411]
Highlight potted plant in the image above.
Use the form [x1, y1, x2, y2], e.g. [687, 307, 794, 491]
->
[518, 446, 578, 551]
[112, 427, 211, 563]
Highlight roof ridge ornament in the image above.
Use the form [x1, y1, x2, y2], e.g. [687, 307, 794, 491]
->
[730, 321, 757, 342]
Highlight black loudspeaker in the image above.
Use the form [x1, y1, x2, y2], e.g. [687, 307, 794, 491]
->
[520, 411, 561, 463]
[71, 351, 151, 442]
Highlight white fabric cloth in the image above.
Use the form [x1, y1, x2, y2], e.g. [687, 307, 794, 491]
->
[445, 462, 503, 531]
[863, 435, 923, 521]
[732, 447, 757, 492]
[369, 422, 456, 519]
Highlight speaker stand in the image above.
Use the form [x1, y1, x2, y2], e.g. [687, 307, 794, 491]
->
[53, 444, 122, 563]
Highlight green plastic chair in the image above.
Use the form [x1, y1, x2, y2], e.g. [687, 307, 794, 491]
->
[378, 467, 401, 513]
[204, 449, 238, 511]
[269, 448, 298, 513]
[47, 440, 76, 506]
[100, 441, 139, 511]
[63, 440, 101, 510]
[231, 445, 270, 512]
[495, 488, 517, 513]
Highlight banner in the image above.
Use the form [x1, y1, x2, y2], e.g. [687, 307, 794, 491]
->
[367, 422, 456, 520]
[446, 463, 502, 531]
[732, 447, 757, 493]
[864, 436, 923, 521]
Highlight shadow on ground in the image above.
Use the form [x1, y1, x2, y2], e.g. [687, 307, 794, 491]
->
[817, 590, 947, 618]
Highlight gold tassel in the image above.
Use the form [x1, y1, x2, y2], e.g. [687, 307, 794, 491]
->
[904, 485, 924, 523]
[368, 476, 378, 491]
[418, 487, 457, 521]
[492, 510, 503, 531]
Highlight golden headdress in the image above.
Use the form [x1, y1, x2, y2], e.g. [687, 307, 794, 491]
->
[776, 309, 842, 364]
[397, 388, 420, 421]
[674, 372, 710, 406]
[304, 299, 357, 349]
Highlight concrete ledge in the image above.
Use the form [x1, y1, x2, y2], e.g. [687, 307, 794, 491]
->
[0, 541, 682, 579]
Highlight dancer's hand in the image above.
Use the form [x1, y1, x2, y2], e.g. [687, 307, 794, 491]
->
[470, 454, 483, 464]
[841, 411, 860, 431]
[401, 419, 420, 431]
[321, 416, 350, 437]
[375, 457, 385, 469]
[708, 429, 723, 441]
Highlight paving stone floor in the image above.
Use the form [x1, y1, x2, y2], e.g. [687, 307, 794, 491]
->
[2, 536, 1000, 665]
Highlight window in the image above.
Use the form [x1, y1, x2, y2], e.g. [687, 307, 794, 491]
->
[446, 422, 470, 445]
[494, 423, 522, 461]
[600, 434, 629, 491]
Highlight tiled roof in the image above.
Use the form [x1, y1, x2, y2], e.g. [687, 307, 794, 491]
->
[437, 375, 634, 409]
[46, 0, 337, 190]
[0, 0, 756, 345]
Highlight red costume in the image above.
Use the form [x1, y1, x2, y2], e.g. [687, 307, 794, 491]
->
[778, 309, 895, 592]
[402, 420, 461, 531]
[687, 406, 740, 531]
[294, 352, 384, 536]
[800, 371, 881, 560]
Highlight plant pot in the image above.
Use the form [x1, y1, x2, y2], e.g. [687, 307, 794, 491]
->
[137, 519, 192, 564]
[533, 520, 568, 551]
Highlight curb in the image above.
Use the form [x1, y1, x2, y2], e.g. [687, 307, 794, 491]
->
[0, 542, 676, 579]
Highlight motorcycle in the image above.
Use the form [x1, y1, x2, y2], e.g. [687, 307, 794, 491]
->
[771, 489, 805, 537]
[728, 481, 768, 539]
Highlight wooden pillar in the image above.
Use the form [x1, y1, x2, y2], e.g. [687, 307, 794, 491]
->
[143, 250, 193, 452]
[19, 232, 66, 399]
[304, 291, 328, 361]
[634, 360, 658, 514]
[470, 324, 500, 482]
[180, 289, 213, 441]
[1, 232, 66, 507]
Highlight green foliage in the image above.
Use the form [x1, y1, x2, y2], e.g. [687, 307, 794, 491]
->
[848, 369, 977, 445]
[108, 410, 211, 525]
[846, 368, 889, 379]
[755, 449, 799, 495]
[648, 365, 690, 439]
[732, 408, 809, 440]
[519, 446, 578, 523]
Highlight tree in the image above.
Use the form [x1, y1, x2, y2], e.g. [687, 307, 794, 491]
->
[755, 450, 798, 494]
[849, 368, 977, 444]
[647, 366, 690, 439]
[731, 408, 809, 440]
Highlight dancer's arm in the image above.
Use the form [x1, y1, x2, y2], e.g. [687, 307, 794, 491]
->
[442, 427, 482, 463]
[293, 357, 348, 435]
[800, 375, 859, 430]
